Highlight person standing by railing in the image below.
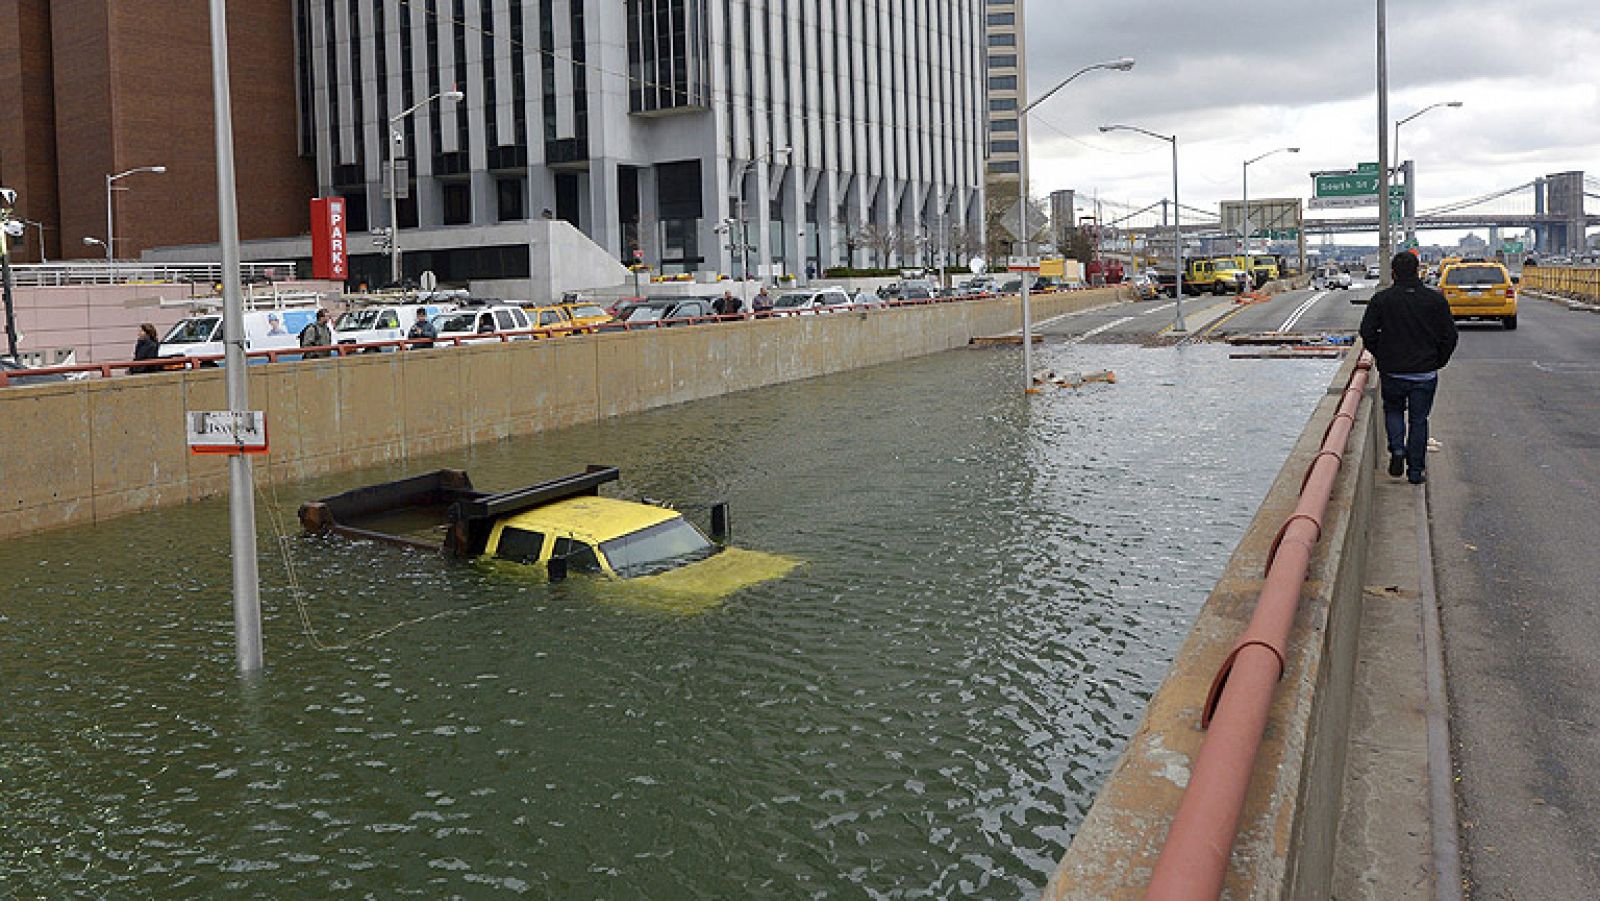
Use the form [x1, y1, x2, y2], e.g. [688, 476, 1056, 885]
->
[298, 308, 334, 359]
[131, 323, 161, 373]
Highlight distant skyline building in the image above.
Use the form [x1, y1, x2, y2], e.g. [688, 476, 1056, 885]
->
[983, 0, 1027, 189]
[292, 0, 991, 285]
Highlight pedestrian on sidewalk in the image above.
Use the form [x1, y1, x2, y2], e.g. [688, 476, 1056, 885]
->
[131, 323, 161, 373]
[299, 308, 335, 359]
[1359, 252, 1458, 485]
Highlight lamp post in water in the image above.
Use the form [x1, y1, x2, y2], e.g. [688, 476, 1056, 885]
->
[1100, 124, 1184, 333]
[206, 0, 263, 674]
[1016, 57, 1135, 392]
[1242, 147, 1299, 286]
[387, 90, 465, 287]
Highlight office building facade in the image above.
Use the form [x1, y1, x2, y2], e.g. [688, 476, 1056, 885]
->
[296, 0, 989, 283]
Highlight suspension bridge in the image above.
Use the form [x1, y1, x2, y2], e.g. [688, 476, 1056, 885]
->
[1088, 171, 1596, 255]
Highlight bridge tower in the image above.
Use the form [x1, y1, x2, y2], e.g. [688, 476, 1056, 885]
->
[1545, 171, 1586, 255]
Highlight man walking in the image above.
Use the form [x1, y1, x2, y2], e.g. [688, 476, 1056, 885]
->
[1359, 252, 1458, 485]
[299, 308, 335, 360]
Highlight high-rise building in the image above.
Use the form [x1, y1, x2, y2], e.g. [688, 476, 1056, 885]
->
[293, 0, 991, 286]
[983, 0, 1026, 189]
[0, 0, 314, 263]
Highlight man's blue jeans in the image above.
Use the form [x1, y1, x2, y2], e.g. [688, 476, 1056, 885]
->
[1380, 374, 1438, 479]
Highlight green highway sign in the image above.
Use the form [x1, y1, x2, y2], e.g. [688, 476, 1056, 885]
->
[1315, 171, 1381, 198]
[1358, 162, 1379, 174]
[1502, 241, 1525, 254]
[1250, 228, 1300, 240]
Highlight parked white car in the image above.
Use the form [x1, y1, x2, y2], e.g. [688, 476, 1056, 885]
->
[334, 302, 456, 351]
[159, 305, 323, 364]
[772, 287, 851, 315]
[430, 305, 533, 344]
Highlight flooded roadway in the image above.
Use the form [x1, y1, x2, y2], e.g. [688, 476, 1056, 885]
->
[0, 338, 1338, 897]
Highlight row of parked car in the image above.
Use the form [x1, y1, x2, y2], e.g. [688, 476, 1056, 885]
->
[148, 275, 1092, 366]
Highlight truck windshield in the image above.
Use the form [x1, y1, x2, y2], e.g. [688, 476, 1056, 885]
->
[164, 317, 221, 344]
[600, 517, 715, 578]
[336, 310, 381, 331]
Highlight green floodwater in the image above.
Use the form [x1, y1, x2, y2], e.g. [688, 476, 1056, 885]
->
[0, 343, 1336, 898]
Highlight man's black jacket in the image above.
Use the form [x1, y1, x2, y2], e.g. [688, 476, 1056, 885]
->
[1358, 277, 1459, 374]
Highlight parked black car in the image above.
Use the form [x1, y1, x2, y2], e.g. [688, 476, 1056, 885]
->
[600, 297, 716, 331]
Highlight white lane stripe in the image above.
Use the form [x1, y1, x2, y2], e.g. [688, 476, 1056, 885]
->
[1073, 316, 1137, 342]
[1278, 292, 1328, 333]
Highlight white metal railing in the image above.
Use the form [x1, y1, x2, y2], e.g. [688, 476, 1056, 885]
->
[6, 261, 301, 289]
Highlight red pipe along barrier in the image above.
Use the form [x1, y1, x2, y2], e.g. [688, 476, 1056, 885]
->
[1144, 352, 1373, 900]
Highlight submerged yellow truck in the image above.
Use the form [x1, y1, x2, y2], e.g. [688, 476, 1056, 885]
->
[300, 467, 797, 606]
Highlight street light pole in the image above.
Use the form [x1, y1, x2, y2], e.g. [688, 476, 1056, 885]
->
[733, 146, 790, 298]
[1018, 57, 1135, 392]
[106, 165, 167, 280]
[1242, 147, 1299, 287]
[1101, 124, 1184, 332]
[1395, 101, 1463, 247]
[387, 90, 465, 287]
[1377, 0, 1392, 286]
[206, 0, 263, 674]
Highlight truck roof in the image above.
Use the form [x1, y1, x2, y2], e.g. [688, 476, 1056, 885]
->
[501, 495, 679, 544]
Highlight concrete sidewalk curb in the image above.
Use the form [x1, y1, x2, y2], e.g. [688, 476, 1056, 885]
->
[1417, 483, 1465, 901]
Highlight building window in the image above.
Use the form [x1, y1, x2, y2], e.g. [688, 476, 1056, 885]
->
[986, 13, 1015, 26]
[991, 118, 1019, 133]
[442, 182, 472, 225]
[989, 75, 1017, 91]
[990, 161, 1021, 175]
[989, 53, 1017, 69]
[991, 140, 1019, 154]
[990, 98, 1017, 111]
[497, 177, 526, 222]
[626, 0, 710, 114]
[988, 34, 1015, 47]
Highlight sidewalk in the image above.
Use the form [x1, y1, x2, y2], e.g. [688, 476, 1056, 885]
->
[1331, 473, 1458, 898]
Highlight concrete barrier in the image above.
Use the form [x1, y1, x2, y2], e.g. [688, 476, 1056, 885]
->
[1044, 346, 1380, 898]
[0, 289, 1123, 539]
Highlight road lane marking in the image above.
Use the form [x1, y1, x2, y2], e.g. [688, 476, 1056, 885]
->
[1277, 292, 1328, 333]
[1071, 316, 1137, 342]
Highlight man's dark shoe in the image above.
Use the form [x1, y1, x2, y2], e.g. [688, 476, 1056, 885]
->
[1408, 471, 1427, 485]
[1389, 453, 1405, 477]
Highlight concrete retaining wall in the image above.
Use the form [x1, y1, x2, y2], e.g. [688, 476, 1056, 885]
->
[0, 289, 1120, 539]
[1044, 347, 1379, 899]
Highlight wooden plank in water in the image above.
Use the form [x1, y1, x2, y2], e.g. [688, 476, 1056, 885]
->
[971, 334, 1044, 346]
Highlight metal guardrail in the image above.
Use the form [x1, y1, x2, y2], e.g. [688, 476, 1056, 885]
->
[0, 289, 1105, 387]
[6, 261, 300, 289]
[1143, 353, 1374, 900]
[1522, 265, 1600, 303]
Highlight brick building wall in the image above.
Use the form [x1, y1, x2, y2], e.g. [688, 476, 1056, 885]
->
[0, 0, 315, 263]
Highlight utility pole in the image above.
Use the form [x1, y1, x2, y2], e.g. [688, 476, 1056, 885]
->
[207, 0, 263, 674]
[1377, 0, 1393, 287]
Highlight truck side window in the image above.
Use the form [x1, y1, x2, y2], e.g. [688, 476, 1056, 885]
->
[378, 311, 399, 329]
[496, 527, 546, 564]
[551, 537, 601, 574]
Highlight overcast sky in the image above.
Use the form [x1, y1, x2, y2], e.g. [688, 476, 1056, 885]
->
[1023, 0, 1600, 243]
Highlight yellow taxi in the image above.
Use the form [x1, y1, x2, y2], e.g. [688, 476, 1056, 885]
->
[1438, 260, 1518, 330]
[523, 304, 576, 337]
[559, 301, 614, 330]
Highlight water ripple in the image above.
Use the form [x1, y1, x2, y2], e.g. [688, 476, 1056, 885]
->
[0, 344, 1336, 896]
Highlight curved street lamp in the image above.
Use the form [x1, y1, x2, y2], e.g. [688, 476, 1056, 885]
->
[387, 89, 465, 286]
[1100, 124, 1183, 332]
[107, 165, 167, 277]
[1394, 101, 1463, 247]
[1015, 57, 1135, 392]
[1242, 147, 1300, 285]
[733, 145, 791, 288]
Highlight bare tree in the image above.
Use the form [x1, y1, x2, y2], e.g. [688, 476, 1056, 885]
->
[859, 222, 897, 269]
